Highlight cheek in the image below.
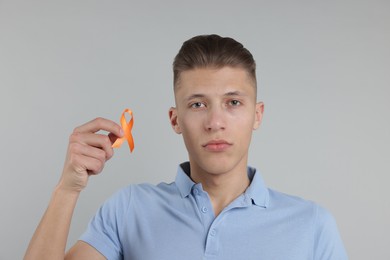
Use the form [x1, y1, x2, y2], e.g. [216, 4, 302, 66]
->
[179, 114, 201, 138]
[232, 113, 255, 136]
[232, 109, 255, 125]
[179, 110, 204, 128]
[180, 122, 202, 153]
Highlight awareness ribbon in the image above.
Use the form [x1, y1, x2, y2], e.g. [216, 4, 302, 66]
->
[112, 108, 134, 152]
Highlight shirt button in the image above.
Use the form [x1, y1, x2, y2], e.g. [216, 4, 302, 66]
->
[210, 229, 216, 236]
[201, 206, 208, 213]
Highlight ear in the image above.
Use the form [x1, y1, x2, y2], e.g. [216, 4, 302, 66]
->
[253, 102, 264, 130]
[169, 107, 182, 134]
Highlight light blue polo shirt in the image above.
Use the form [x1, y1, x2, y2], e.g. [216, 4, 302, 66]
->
[80, 162, 348, 260]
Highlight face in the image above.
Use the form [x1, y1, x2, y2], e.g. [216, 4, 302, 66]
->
[169, 67, 264, 177]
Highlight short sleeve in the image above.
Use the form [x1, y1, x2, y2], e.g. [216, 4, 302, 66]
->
[79, 186, 132, 260]
[313, 205, 348, 260]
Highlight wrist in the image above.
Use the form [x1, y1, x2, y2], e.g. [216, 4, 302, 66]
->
[53, 184, 82, 198]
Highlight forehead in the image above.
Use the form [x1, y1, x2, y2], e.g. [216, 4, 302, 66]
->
[174, 67, 255, 99]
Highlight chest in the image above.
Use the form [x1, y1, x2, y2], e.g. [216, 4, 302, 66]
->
[120, 202, 314, 260]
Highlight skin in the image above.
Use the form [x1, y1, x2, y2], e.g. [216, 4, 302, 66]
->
[169, 67, 264, 215]
[24, 66, 264, 260]
[24, 118, 121, 260]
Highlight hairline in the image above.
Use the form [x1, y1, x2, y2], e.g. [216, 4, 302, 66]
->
[173, 65, 258, 104]
[174, 65, 257, 92]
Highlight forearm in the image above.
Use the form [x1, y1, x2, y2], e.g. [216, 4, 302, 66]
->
[24, 117, 121, 259]
[24, 186, 80, 260]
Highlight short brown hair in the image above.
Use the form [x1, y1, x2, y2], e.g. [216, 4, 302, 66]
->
[173, 34, 256, 89]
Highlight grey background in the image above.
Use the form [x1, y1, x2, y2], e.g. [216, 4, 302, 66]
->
[1, 0, 389, 259]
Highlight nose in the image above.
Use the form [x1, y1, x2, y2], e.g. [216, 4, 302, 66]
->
[204, 106, 226, 131]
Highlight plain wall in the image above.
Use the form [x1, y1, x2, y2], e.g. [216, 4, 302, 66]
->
[1, 0, 389, 259]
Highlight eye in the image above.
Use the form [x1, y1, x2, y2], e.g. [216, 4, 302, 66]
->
[229, 100, 241, 106]
[190, 102, 205, 109]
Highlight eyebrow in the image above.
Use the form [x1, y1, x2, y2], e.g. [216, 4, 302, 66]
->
[186, 94, 205, 101]
[186, 91, 247, 101]
[224, 91, 246, 97]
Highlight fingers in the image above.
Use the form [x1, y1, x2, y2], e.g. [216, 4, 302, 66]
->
[69, 132, 114, 160]
[71, 117, 124, 160]
[74, 117, 124, 138]
[69, 117, 123, 169]
[59, 116, 124, 192]
[67, 149, 106, 176]
[68, 139, 107, 164]
[108, 132, 119, 144]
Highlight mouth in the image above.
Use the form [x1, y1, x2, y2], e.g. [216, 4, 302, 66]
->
[202, 139, 232, 152]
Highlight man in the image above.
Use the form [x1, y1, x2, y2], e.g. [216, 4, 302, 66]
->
[25, 35, 348, 259]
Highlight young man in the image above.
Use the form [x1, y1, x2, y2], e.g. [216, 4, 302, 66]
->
[25, 35, 348, 260]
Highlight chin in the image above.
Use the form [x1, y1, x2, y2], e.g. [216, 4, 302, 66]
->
[198, 156, 238, 175]
[189, 149, 248, 176]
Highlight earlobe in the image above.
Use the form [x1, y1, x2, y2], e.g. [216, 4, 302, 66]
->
[168, 107, 182, 134]
[253, 102, 264, 130]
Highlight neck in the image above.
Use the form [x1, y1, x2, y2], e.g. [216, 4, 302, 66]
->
[190, 161, 250, 216]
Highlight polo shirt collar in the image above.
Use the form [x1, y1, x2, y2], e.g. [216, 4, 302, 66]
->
[245, 166, 269, 208]
[175, 162, 269, 208]
[175, 162, 195, 198]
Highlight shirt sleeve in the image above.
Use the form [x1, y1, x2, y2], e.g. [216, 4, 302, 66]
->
[79, 186, 132, 260]
[313, 205, 348, 260]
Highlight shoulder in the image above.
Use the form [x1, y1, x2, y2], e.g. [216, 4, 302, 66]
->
[267, 188, 318, 211]
[93, 181, 179, 225]
[129, 181, 179, 197]
[267, 188, 336, 225]
[267, 189, 348, 258]
[103, 181, 180, 206]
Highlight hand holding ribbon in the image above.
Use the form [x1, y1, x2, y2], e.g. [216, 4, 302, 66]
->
[112, 108, 134, 152]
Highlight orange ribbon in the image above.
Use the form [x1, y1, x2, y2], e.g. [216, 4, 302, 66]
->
[112, 108, 134, 152]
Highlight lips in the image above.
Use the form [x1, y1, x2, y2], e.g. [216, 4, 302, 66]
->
[202, 139, 232, 152]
